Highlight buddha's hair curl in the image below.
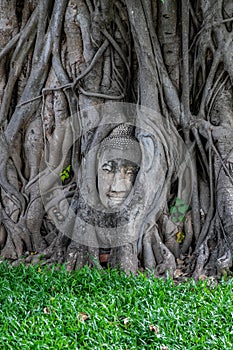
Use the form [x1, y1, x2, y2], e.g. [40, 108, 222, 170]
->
[99, 123, 139, 151]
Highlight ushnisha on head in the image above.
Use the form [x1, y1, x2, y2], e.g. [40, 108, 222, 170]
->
[97, 124, 141, 209]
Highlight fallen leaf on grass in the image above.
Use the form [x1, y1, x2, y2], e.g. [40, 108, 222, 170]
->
[149, 325, 159, 333]
[78, 312, 89, 322]
[43, 307, 50, 314]
[206, 276, 218, 288]
[123, 318, 130, 325]
[161, 346, 169, 350]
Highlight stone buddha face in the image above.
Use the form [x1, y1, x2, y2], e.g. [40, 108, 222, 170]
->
[97, 124, 141, 209]
[97, 156, 139, 208]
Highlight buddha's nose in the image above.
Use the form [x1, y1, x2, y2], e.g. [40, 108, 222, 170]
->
[111, 170, 128, 192]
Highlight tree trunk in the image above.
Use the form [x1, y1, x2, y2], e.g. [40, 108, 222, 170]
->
[0, 0, 233, 278]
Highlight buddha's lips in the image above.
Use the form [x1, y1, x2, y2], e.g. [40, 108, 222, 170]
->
[107, 192, 127, 199]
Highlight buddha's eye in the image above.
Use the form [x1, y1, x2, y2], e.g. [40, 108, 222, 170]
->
[102, 163, 113, 173]
[126, 168, 134, 175]
[125, 166, 139, 176]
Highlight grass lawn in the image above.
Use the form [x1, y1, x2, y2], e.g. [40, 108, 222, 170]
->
[0, 262, 232, 350]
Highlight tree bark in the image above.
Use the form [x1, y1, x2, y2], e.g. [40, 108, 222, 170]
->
[0, 0, 233, 279]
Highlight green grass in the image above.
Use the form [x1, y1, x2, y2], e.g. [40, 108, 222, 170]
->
[0, 263, 233, 350]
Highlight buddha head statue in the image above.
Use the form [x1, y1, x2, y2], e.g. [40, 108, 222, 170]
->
[97, 124, 141, 209]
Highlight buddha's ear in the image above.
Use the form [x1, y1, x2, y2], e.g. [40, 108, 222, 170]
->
[139, 135, 155, 172]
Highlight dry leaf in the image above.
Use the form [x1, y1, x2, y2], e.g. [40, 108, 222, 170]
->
[43, 307, 50, 314]
[78, 312, 89, 322]
[206, 276, 218, 288]
[176, 258, 184, 265]
[174, 269, 183, 279]
[199, 274, 207, 281]
[149, 325, 159, 333]
[161, 346, 169, 350]
[123, 318, 130, 325]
